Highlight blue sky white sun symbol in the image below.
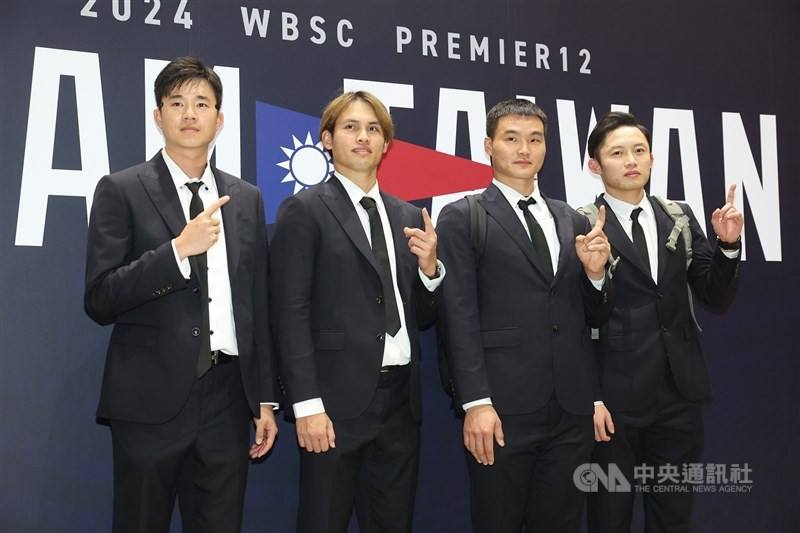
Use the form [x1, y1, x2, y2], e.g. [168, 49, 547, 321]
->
[277, 132, 332, 193]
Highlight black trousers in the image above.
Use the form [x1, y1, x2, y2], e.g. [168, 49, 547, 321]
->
[587, 376, 704, 533]
[467, 398, 594, 533]
[296, 365, 420, 533]
[109, 359, 252, 533]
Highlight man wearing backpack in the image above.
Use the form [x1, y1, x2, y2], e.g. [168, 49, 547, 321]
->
[584, 112, 743, 533]
[436, 99, 614, 533]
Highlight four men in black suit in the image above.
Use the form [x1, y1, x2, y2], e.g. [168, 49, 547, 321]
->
[436, 99, 614, 533]
[85, 57, 278, 533]
[585, 112, 743, 533]
[87, 65, 742, 532]
[269, 91, 443, 532]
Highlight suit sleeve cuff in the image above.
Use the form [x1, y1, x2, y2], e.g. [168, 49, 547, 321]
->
[419, 260, 445, 291]
[171, 239, 191, 279]
[293, 398, 325, 418]
[260, 402, 279, 411]
[462, 397, 492, 411]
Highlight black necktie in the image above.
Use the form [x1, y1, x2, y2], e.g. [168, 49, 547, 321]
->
[186, 181, 211, 377]
[518, 198, 554, 279]
[359, 197, 401, 336]
[630, 207, 651, 274]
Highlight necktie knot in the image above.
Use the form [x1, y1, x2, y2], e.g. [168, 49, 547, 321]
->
[360, 196, 377, 211]
[517, 197, 536, 211]
[186, 180, 204, 196]
[630, 206, 644, 222]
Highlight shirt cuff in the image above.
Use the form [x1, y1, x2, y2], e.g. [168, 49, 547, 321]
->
[588, 272, 606, 291]
[721, 248, 740, 259]
[260, 402, 279, 411]
[293, 398, 325, 418]
[171, 239, 191, 279]
[419, 259, 446, 291]
[593, 401, 605, 406]
[462, 397, 492, 411]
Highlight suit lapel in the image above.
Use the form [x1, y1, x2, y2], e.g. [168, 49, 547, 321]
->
[138, 152, 186, 238]
[650, 196, 673, 284]
[320, 176, 380, 275]
[481, 184, 552, 282]
[544, 195, 573, 286]
[598, 196, 654, 284]
[215, 169, 241, 277]
[382, 193, 413, 293]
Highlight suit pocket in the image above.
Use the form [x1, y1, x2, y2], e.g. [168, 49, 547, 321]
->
[481, 328, 521, 348]
[315, 330, 345, 351]
[110, 323, 158, 348]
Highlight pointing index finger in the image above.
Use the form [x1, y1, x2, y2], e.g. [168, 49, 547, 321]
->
[421, 207, 434, 233]
[203, 195, 230, 216]
[726, 183, 737, 205]
[594, 205, 606, 232]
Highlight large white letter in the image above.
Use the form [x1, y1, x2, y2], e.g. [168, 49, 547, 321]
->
[430, 88, 488, 222]
[650, 108, 706, 233]
[557, 100, 629, 208]
[145, 59, 241, 176]
[16, 47, 109, 247]
[722, 113, 781, 261]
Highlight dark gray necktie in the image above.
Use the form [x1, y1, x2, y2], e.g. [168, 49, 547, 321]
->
[518, 197, 554, 279]
[630, 207, 651, 273]
[359, 196, 401, 336]
[186, 181, 211, 377]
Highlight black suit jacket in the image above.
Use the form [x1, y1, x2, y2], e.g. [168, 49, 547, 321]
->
[269, 176, 439, 422]
[436, 183, 612, 417]
[595, 195, 740, 411]
[85, 152, 275, 424]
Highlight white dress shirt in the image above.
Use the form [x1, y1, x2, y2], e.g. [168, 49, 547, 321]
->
[292, 173, 445, 419]
[602, 192, 660, 282]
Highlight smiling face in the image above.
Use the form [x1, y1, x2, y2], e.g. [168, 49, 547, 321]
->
[321, 99, 389, 182]
[485, 114, 546, 196]
[153, 79, 223, 157]
[588, 125, 653, 204]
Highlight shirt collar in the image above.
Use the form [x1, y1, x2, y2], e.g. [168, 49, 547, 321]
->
[161, 148, 216, 193]
[602, 191, 653, 222]
[493, 178, 547, 213]
[335, 171, 381, 209]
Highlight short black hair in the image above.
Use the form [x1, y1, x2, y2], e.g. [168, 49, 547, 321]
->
[587, 111, 651, 160]
[486, 99, 548, 138]
[154, 56, 222, 110]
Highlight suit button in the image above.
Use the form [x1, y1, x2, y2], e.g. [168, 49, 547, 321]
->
[376, 296, 383, 305]
[552, 324, 559, 333]
[193, 287, 200, 294]
[208, 297, 213, 303]
[153, 290, 160, 296]
[657, 291, 664, 299]
[550, 289, 556, 296]
[166, 285, 172, 291]
[191, 327, 200, 337]
[210, 330, 214, 335]
[661, 326, 668, 333]
[376, 334, 385, 343]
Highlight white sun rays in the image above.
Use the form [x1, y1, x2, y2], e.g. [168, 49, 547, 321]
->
[277, 132, 332, 193]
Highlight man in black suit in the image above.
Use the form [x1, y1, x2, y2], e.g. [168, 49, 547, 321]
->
[436, 98, 613, 533]
[84, 57, 278, 533]
[584, 112, 743, 533]
[269, 91, 443, 533]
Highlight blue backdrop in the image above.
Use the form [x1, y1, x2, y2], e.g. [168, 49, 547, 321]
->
[1, 1, 798, 531]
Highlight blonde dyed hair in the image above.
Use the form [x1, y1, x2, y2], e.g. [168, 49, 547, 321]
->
[319, 91, 395, 145]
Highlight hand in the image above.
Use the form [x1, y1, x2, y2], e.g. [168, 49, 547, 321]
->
[174, 195, 230, 259]
[463, 405, 505, 466]
[250, 405, 278, 459]
[711, 184, 744, 243]
[576, 205, 611, 280]
[403, 208, 438, 278]
[296, 412, 336, 453]
[593, 403, 615, 442]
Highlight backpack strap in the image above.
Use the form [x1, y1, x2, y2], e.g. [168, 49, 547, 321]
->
[653, 196, 693, 268]
[467, 194, 487, 259]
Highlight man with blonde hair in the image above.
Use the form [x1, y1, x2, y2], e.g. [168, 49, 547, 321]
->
[270, 90, 444, 533]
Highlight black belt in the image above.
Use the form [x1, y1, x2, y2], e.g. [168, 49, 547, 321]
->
[210, 350, 236, 366]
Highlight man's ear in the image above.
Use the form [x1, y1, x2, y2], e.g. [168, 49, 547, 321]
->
[484, 136, 493, 159]
[153, 108, 162, 130]
[588, 157, 602, 176]
[321, 130, 333, 150]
